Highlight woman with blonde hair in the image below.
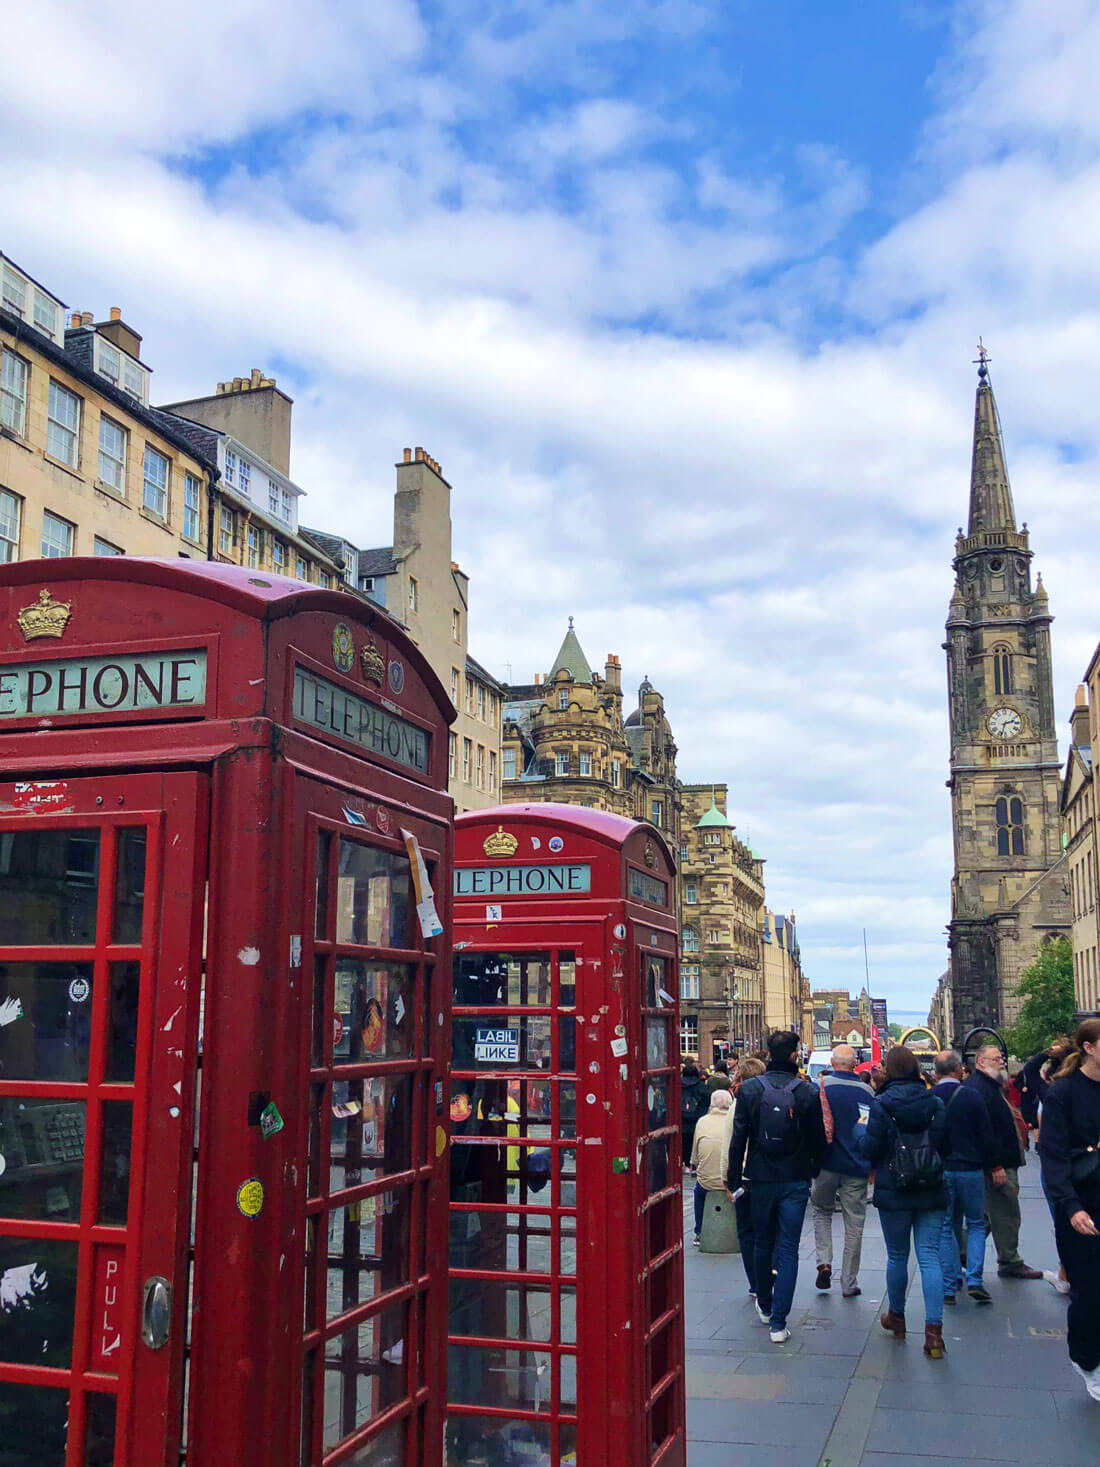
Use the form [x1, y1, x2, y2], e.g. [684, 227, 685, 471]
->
[1038, 1019, 1100, 1401]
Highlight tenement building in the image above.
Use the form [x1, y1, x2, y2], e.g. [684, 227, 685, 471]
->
[945, 351, 1070, 1037]
[500, 624, 680, 846]
[1062, 679, 1100, 1016]
[302, 448, 503, 813]
[761, 908, 809, 1040]
[678, 785, 764, 1062]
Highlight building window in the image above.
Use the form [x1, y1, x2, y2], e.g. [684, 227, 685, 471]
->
[448, 732, 457, 780]
[238, 458, 251, 497]
[219, 506, 234, 557]
[33, 291, 58, 340]
[476, 745, 485, 789]
[685, 880, 697, 905]
[97, 339, 121, 387]
[452, 608, 461, 642]
[93, 537, 123, 556]
[451, 668, 460, 703]
[121, 359, 147, 404]
[183, 474, 202, 542]
[477, 684, 485, 719]
[555, 752, 569, 776]
[408, 577, 418, 611]
[41, 510, 73, 559]
[611, 759, 621, 789]
[269, 480, 282, 517]
[462, 738, 472, 782]
[993, 646, 1012, 696]
[679, 1015, 699, 1057]
[318, 571, 331, 588]
[558, 688, 569, 711]
[142, 445, 169, 518]
[502, 748, 516, 780]
[1, 349, 28, 436]
[247, 524, 261, 568]
[995, 795, 1025, 856]
[47, 381, 81, 468]
[707, 927, 721, 945]
[579, 751, 591, 776]
[224, 450, 237, 486]
[489, 750, 497, 793]
[680, 842, 688, 862]
[98, 416, 127, 491]
[682, 926, 699, 954]
[271, 539, 287, 574]
[704, 831, 721, 846]
[651, 800, 662, 826]
[296, 555, 307, 580]
[1, 265, 26, 317]
[466, 679, 475, 715]
[680, 966, 700, 1001]
[0, 489, 20, 562]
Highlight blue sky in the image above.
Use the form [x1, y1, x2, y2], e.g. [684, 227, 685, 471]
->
[4, 0, 1100, 1012]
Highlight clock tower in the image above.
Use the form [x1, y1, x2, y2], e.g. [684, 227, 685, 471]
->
[944, 349, 1069, 1039]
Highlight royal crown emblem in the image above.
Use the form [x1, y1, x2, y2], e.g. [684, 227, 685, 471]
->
[360, 638, 385, 686]
[483, 825, 518, 858]
[17, 589, 72, 641]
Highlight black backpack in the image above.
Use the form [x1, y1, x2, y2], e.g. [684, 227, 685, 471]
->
[886, 1109, 944, 1191]
[756, 1074, 801, 1157]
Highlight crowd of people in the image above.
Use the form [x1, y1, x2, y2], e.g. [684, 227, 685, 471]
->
[681, 1018, 1100, 1399]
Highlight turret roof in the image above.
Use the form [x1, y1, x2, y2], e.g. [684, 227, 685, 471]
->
[548, 618, 593, 683]
[967, 346, 1017, 536]
[695, 800, 731, 829]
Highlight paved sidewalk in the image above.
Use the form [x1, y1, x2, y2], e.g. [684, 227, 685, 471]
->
[683, 1170, 1100, 1467]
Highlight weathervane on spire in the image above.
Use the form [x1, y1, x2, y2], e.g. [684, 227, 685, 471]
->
[973, 337, 991, 381]
[568, 615, 574, 630]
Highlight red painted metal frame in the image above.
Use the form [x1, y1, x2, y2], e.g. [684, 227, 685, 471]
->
[0, 558, 455, 1467]
[449, 805, 685, 1467]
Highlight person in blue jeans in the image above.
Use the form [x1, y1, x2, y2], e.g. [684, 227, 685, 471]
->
[931, 1049, 995, 1303]
[726, 1030, 826, 1344]
[855, 1045, 949, 1358]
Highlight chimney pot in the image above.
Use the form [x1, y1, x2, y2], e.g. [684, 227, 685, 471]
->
[81, 311, 94, 327]
[403, 448, 412, 463]
[233, 377, 244, 391]
[109, 307, 122, 322]
[251, 368, 261, 386]
[70, 312, 82, 329]
[415, 447, 424, 461]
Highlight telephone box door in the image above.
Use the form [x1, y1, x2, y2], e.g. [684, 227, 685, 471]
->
[0, 770, 208, 1467]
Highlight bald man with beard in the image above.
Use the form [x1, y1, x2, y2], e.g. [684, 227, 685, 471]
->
[811, 1044, 872, 1296]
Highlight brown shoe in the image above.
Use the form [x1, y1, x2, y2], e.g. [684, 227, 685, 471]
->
[923, 1323, 946, 1359]
[997, 1265, 1043, 1279]
[880, 1310, 906, 1340]
[816, 1265, 832, 1290]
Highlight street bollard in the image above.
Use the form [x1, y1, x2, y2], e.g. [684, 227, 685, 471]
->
[700, 1190, 740, 1253]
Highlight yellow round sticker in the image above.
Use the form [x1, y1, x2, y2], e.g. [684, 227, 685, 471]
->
[435, 1125, 447, 1158]
[236, 1178, 264, 1219]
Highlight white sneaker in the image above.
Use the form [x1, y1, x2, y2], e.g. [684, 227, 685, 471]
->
[770, 1327, 791, 1344]
[755, 1303, 770, 1324]
[1044, 1269, 1071, 1297]
[1071, 1361, 1100, 1402]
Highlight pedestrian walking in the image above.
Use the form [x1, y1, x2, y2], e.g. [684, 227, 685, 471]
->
[726, 1030, 826, 1345]
[1037, 1018, 1100, 1402]
[931, 1049, 995, 1304]
[855, 1045, 949, 1358]
[706, 1058, 732, 1094]
[689, 1089, 734, 1245]
[811, 1044, 871, 1297]
[966, 1043, 1043, 1280]
[728, 1056, 765, 1296]
[681, 1061, 708, 1172]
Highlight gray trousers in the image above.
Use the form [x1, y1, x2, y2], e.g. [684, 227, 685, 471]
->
[811, 1170, 869, 1292]
[985, 1166, 1024, 1268]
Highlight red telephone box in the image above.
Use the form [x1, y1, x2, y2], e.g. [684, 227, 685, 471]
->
[0, 559, 454, 1467]
[447, 805, 685, 1467]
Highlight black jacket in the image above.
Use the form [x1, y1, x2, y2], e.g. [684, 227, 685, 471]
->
[1038, 1069, 1100, 1223]
[681, 1075, 708, 1129]
[855, 1078, 947, 1212]
[931, 1077, 996, 1171]
[1017, 1052, 1049, 1128]
[726, 1060, 826, 1189]
[965, 1069, 1023, 1170]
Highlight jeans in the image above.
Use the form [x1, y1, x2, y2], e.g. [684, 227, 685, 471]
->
[985, 1166, 1025, 1269]
[811, 1170, 869, 1292]
[879, 1206, 946, 1326]
[940, 1170, 987, 1290]
[693, 1182, 708, 1236]
[748, 1179, 810, 1330]
[735, 1189, 757, 1295]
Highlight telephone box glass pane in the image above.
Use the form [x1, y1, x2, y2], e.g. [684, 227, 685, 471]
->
[0, 1096, 84, 1219]
[330, 1074, 413, 1189]
[341, 1419, 406, 1466]
[446, 1346, 552, 1411]
[646, 1076, 669, 1130]
[113, 827, 146, 943]
[0, 1381, 68, 1466]
[322, 1298, 407, 1449]
[453, 951, 552, 1006]
[452, 1014, 551, 1070]
[333, 962, 415, 1063]
[647, 1135, 671, 1195]
[558, 950, 576, 1006]
[0, 828, 99, 944]
[97, 1101, 132, 1224]
[446, 1417, 550, 1466]
[336, 841, 411, 948]
[644, 954, 667, 1008]
[84, 1392, 117, 1467]
[0, 963, 94, 1081]
[450, 1135, 556, 1206]
[447, 1276, 572, 1345]
[105, 961, 140, 1082]
[315, 830, 331, 939]
[645, 1017, 669, 1069]
[560, 1218, 577, 1277]
[0, 1237, 78, 1365]
[325, 1187, 412, 1322]
[448, 1211, 552, 1275]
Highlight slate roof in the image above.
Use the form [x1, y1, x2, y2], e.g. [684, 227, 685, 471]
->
[548, 622, 593, 683]
[466, 653, 503, 692]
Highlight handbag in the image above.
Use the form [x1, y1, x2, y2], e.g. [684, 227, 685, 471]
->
[1069, 1145, 1100, 1190]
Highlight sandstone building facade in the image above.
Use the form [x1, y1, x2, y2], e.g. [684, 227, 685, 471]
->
[945, 355, 1070, 1037]
[1061, 678, 1100, 1016]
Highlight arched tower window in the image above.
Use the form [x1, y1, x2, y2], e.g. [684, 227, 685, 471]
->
[992, 645, 1012, 696]
[995, 795, 1025, 856]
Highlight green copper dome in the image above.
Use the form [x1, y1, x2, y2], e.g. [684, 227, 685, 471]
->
[694, 800, 730, 830]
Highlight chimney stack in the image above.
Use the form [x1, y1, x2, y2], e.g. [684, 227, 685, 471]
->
[1071, 684, 1090, 747]
[604, 655, 622, 693]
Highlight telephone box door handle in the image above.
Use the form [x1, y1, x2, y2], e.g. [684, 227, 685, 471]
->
[141, 1276, 172, 1349]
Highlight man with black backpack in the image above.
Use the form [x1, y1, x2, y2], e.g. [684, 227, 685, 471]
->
[726, 1030, 826, 1343]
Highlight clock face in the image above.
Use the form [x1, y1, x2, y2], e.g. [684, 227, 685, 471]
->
[988, 707, 1023, 739]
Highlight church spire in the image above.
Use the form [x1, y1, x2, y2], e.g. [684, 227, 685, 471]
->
[967, 341, 1016, 536]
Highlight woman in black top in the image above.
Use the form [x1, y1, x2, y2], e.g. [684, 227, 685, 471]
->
[1038, 1018, 1100, 1401]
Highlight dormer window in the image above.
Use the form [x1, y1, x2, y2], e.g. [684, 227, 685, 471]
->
[1, 266, 26, 317]
[1, 263, 62, 340]
[121, 358, 147, 404]
[97, 339, 121, 386]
